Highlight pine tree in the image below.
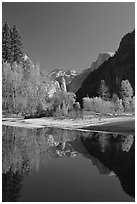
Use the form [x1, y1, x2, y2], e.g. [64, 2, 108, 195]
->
[2, 22, 13, 63]
[98, 80, 110, 101]
[11, 25, 23, 63]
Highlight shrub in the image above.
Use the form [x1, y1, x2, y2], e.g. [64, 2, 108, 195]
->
[93, 97, 103, 113]
[68, 109, 78, 119]
[111, 95, 124, 113]
[53, 106, 63, 118]
[83, 96, 115, 115]
[83, 97, 93, 111]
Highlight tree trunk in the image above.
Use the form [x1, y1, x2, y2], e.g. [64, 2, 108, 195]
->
[12, 90, 16, 112]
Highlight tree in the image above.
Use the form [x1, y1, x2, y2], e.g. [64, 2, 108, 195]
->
[52, 91, 76, 116]
[2, 22, 13, 63]
[10, 62, 24, 113]
[111, 93, 119, 103]
[120, 80, 133, 111]
[2, 62, 24, 114]
[111, 93, 120, 112]
[121, 80, 133, 99]
[2, 59, 54, 117]
[98, 80, 110, 101]
[20, 63, 53, 117]
[2, 62, 12, 111]
[130, 96, 135, 113]
[115, 98, 124, 113]
[11, 25, 24, 63]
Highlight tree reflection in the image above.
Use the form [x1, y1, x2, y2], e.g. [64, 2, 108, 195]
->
[2, 125, 135, 201]
[3, 171, 23, 202]
[2, 126, 52, 201]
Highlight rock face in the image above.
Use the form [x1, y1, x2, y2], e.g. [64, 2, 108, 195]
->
[49, 69, 78, 85]
[91, 52, 114, 72]
[76, 29, 135, 105]
[67, 52, 113, 93]
[48, 77, 67, 98]
[21, 55, 68, 96]
[60, 77, 67, 92]
[48, 80, 61, 98]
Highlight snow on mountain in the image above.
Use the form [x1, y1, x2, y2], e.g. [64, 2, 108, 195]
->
[106, 52, 115, 57]
[50, 68, 79, 84]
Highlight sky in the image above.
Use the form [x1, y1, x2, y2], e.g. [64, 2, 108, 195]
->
[2, 2, 135, 73]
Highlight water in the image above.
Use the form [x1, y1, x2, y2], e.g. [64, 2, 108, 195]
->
[2, 125, 135, 202]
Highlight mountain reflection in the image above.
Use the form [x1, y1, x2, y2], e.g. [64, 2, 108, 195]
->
[2, 126, 135, 201]
[70, 133, 135, 198]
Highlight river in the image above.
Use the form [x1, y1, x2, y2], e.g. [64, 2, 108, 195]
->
[2, 125, 135, 202]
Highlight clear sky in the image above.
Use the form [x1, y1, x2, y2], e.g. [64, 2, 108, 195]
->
[2, 2, 135, 73]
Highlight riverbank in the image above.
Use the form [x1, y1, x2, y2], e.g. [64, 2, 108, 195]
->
[2, 115, 135, 134]
[82, 119, 135, 134]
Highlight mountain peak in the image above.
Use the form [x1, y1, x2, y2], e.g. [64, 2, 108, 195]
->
[95, 52, 114, 69]
[67, 52, 113, 93]
[49, 68, 78, 84]
[76, 29, 135, 104]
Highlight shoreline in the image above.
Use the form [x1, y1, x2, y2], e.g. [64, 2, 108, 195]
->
[82, 119, 135, 135]
[2, 115, 135, 134]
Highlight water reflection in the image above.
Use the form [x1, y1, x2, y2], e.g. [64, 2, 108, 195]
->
[3, 172, 23, 202]
[2, 126, 135, 201]
[70, 133, 135, 198]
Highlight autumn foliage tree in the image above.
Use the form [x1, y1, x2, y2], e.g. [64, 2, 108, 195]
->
[2, 22, 79, 118]
[52, 91, 76, 116]
[2, 62, 24, 113]
[2, 62, 53, 116]
[120, 79, 134, 111]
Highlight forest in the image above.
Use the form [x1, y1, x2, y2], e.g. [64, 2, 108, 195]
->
[2, 22, 135, 119]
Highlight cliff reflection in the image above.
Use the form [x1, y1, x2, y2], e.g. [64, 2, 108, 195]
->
[2, 126, 135, 201]
[70, 132, 135, 198]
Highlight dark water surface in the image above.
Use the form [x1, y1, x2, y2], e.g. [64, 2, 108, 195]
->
[2, 126, 135, 202]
